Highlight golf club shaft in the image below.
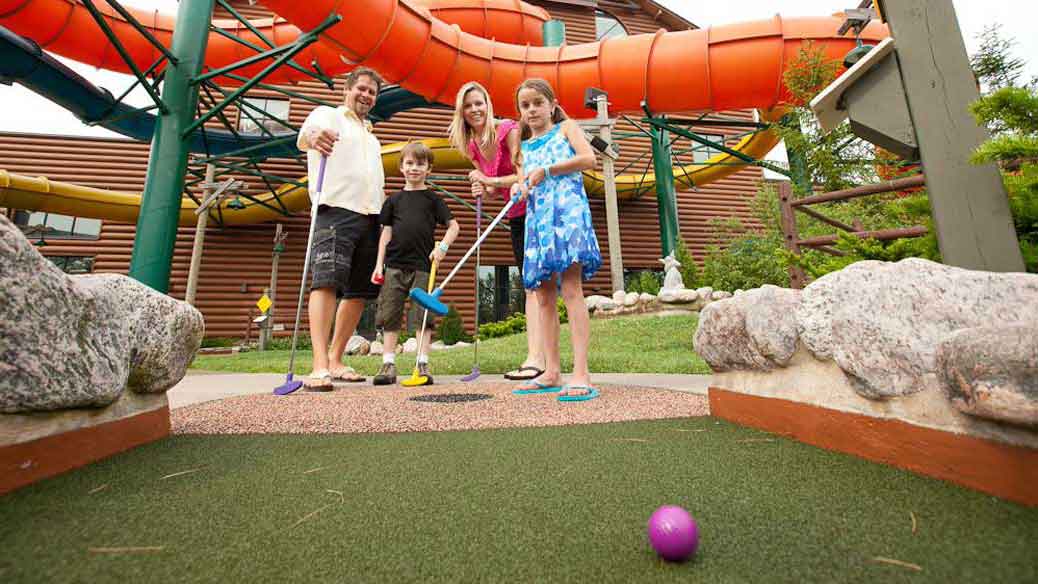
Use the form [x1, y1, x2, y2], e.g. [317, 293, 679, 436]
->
[413, 262, 437, 361]
[437, 197, 515, 291]
[286, 155, 327, 374]
[473, 195, 481, 364]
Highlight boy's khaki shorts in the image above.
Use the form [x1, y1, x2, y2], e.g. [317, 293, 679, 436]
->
[375, 267, 436, 332]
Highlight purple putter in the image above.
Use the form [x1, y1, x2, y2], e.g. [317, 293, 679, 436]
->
[647, 505, 699, 562]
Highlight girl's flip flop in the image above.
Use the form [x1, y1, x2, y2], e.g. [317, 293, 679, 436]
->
[513, 381, 563, 395]
[558, 385, 600, 402]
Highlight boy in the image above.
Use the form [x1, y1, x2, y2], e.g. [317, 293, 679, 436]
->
[371, 142, 460, 385]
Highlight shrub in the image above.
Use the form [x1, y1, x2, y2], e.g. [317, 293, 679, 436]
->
[672, 237, 700, 289]
[625, 270, 662, 295]
[478, 312, 526, 339]
[436, 306, 471, 345]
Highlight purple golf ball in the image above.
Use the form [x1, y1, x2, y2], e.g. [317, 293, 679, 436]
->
[647, 505, 699, 562]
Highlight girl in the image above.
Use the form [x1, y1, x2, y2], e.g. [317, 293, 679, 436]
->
[447, 81, 550, 382]
[510, 78, 602, 401]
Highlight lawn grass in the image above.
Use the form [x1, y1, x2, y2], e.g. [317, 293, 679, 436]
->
[190, 314, 711, 375]
[2, 418, 1035, 583]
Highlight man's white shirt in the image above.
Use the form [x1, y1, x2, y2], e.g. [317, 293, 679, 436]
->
[299, 105, 385, 215]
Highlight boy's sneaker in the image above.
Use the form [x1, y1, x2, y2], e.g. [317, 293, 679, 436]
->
[373, 362, 397, 386]
[417, 362, 433, 385]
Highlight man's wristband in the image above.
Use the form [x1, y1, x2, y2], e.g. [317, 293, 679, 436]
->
[545, 165, 553, 179]
[438, 241, 449, 253]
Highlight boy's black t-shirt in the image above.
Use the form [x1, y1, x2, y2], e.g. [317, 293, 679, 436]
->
[379, 188, 453, 271]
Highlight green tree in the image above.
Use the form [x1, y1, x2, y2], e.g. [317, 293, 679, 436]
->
[970, 24, 1025, 92]
[970, 86, 1038, 272]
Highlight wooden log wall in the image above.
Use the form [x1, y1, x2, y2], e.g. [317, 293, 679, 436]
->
[0, 0, 767, 338]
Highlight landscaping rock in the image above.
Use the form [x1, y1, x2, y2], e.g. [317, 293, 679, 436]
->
[345, 335, 370, 356]
[694, 285, 801, 371]
[711, 290, 732, 301]
[597, 298, 618, 311]
[585, 295, 609, 311]
[936, 324, 1038, 427]
[695, 287, 714, 302]
[0, 215, 203, 413]
[369, 340, 383, 355]
[639, 292, 657, 304]
[402, 338, 419, 353]
[624, 292, 639, 307]
[429, 340, 446, 351]
[612, 289, 626, 304]
[659, 289, 698, 304]
[798, 259, 1038, 399]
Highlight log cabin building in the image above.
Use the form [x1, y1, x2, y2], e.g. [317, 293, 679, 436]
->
[1, 0, 767, 339]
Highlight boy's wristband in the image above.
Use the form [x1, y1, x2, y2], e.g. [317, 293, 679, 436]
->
[438, 241, 449, 253]
[545, 166, 552, 179]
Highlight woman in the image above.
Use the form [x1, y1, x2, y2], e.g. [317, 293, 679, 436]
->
[448, 81, 549, 381]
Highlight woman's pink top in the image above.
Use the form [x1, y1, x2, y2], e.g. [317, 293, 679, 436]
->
[469, 119, 525, 218]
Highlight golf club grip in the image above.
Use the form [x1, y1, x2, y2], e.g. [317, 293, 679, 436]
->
[438, 197, 515, 289]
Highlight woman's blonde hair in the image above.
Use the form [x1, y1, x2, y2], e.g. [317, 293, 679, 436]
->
[515, 78, 567, 142]
[447, 81, 497, 161]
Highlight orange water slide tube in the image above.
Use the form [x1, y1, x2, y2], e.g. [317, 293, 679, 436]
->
[259, 1, 888, 117]
[0, 0, 549, 84]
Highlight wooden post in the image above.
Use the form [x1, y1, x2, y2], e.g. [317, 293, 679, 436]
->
[184, 163, 214, 305]
[596, 94, 625, 293]
[877, 0, 1024, 272]
[259, 223, 284, 350]
[778, 181, 807, 289]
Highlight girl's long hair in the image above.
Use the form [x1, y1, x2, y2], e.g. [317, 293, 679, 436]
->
[447, 82, 497, 161]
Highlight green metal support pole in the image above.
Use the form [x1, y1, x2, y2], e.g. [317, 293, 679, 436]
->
[781, 114, 813, 195]
[128, 0, 214, 292]
[651, 123, 680, 257]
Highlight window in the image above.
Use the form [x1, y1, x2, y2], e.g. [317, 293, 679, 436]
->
[693, 133, 726, 163]
[237, 97, 291, 135]
[46, 256, 95, 274]
[14, 210, 101, 240]
[479, 265, 524, 323]
[595, 10, 628, 41]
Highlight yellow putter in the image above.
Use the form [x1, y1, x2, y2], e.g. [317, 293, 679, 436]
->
[401, 262, 438, 387]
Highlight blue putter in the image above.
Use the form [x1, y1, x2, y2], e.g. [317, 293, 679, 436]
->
[410, 195, 519, 317]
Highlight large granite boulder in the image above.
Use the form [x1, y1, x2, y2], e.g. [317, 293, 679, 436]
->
[0, 215, 204, 413]
[936, 324, 1038, 427]
[694, 285, 801, 371]
[798, 259, 1038, 399]
[696, 259, 1038, 425]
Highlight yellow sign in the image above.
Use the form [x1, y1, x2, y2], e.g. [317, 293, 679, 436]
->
[256, 294, 272, 313]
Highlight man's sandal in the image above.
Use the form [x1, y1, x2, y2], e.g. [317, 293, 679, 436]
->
[303, 371, 335, 392]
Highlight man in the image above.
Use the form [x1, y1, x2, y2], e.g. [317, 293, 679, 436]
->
[296, 66, 385, 390]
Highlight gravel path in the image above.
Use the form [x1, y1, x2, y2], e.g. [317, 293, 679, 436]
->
[171, 382, 708, 435]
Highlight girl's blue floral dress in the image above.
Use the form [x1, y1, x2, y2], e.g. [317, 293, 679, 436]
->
[520, 122, 602, 290]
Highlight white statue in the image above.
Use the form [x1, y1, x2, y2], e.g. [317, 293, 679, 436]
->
[660, 254, 685, 291]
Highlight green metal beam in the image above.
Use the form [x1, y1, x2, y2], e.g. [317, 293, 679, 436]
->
[650, 122, 680, 257]
[128, 0, 214, 291]
[182, 14, 339, 137]
[102, 0, 179, 65]
[642, 116, 791, 177]
[207, 25, 330, 85]
[80, 0, 169, 115]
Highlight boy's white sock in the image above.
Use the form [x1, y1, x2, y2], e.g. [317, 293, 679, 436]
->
[383, 352, 395, 364]
[417, 354, 429, 364]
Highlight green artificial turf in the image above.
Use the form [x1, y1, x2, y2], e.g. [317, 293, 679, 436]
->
[190, 314, 712, 375]
[3, 419, 1036, 583]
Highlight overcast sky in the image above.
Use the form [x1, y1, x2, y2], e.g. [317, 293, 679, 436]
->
[1, 0, 1034, 162]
